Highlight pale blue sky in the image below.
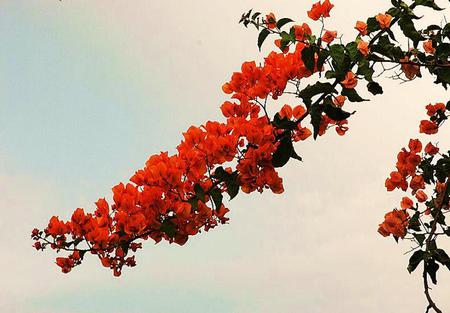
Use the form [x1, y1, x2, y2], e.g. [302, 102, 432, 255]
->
[1, 1, 450, 312]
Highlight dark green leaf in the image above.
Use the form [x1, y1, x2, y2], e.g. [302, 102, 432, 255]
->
[258, 29, 271, 50]
[272, 136, 293, 168]
[329, 44, 346, 69]
[310, 104, 323, 140]
[398, 17, 424, 45]
[276, 18, 293, 29]
[414, 233, 426, 246]
[426, 259, 439, 284]
[160, 219, 177, 238]
[273, 113, 297, 130]
[367, 17, 380, 33]
[324, 102, 353, 121]
[194, 183, 206, 202]
[301, 46, 316, 73]
[210, 188, 223, 211]
[346, 42, 359, 60]
[341, 88, 368, 102]
[414, 0, 444, 10]
[409, 212, 421, 231]
[367, 82, 383, 95]
[213, 167, 240, 200]
[433, 249, 450, 270]
[251, 12, 261, 20]
[408, 250, 426, 273]
[226, 174, 239, 200]
[317, 49, 330, 72]
[298, 82, 336, 107]
[387, 7, 401, 17]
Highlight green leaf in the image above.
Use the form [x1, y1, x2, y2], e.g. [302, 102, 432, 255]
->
[299, 82, 336, 107]
[317, 49, 330, 73]
[367, 17, 380, 33]
[367, 82, 383, 95]
[414, 233, 426, 246]
[341, 88, 368, 102]
[433, 249, 450, 270]
[251, 12, 261, 20]
[387, 7, 401, 17]
[310, 104, 323, 140]
[226, 174, 239, 200]
[324, 102, 353, 121]
[372, 35, 404, 60]
[210, 188, 223, 211]
[346, 42, 359, 60]
[357, 58, 374, 81]
[398, 16, 424, 46]
[414, 0, 444, 10]
[160, 219, 177, 238]
[194, 183, 206, 202]
[272, 136, 294, 168]
[213, 167, 239, 200]
[301, 46, 316, 73]
[273, 113, 297, 130]
[329, 44, 346, 69]
[257, 29, 271, 51]
[408, 250, 426, 273]
[426, 259, 440, 284]
[325, 71, 336, 79]
[276, 18, 293, 29]
[409, 212, 421, 231]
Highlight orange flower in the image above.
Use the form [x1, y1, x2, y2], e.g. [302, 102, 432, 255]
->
[400, 57, 420, 80]
[322, 30, 337, 44]
[333, 95, 346, 108]
[266, 13, 277, 29]
[415, 190, 428, 203]
[307, 0, 334, 21]
[400, 197, 414, 209]
[222, 83, 233, 94]
[341, 71, 358, 89]
[294, 125, 312, 141]
[320, 0, 334, 18]
[56, 257, 75, 273]
[426, 102, 446, 116]
[378, 209, 409, 238]
[410, 175, 425, 192]
[424, 142, 439, 155]
[293, 105, 307, 119]
[357, 40, 370, 56]
[419, 120, 439, 135]
[274, 39, 289, 53]
[423, 40, 435, 54]
[355, 21, 368, 36]
[293, 23, 312, 41]
[376, 13, 392, 29]
[279, 104, 293, 119]
[408, 138, 422, 154]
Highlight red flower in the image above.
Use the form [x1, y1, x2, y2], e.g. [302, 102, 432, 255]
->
[341, 72, 358, 89]
[424, 142, 439, 155]
[400, 197, 414, 209]
[307, 0, 334, 21]
[321, 30, 337, 44]
[266, 13, 277, 29]
[419, 120, 438, 135]
[355, 21, 368, 35]
[378, 209, 409, 238]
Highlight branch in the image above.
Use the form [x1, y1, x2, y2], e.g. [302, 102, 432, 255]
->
[422, 176, 450, 313]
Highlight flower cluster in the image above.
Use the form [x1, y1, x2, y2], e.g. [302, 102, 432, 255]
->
[419, 102, 448, 135]
[379, 137, 449, 239]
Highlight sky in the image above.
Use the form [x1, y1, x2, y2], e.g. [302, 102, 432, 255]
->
[1, 0, 450, 312]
